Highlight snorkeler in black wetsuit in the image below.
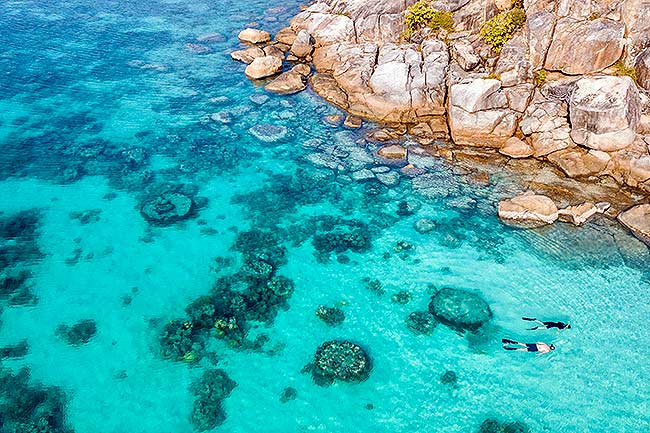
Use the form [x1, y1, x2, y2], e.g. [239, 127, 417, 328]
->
[502, 338, 555, 354]
[522, 317, 571, 331]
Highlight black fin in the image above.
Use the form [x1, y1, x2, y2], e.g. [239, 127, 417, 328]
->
[502, 338, 518, 344]
[521, 317, 537, 321]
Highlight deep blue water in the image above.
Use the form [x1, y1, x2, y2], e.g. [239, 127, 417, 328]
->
[1, 0, 649, 432]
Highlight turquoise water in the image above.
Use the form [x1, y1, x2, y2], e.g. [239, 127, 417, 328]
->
[1, 0, 649, 432]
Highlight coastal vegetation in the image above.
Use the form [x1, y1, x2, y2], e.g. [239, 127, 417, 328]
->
[479, 7, 526, 52]
[402, 0, 454, 40]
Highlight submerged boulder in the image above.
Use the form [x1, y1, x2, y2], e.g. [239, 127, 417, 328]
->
[310, 340, 372, 386]
[265, 69, 308, 95]
[428, 288, 492, 332]
[617, 204, 650, 246]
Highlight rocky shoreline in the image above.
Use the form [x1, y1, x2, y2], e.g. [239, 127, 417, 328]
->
[231, 0, 650, 245]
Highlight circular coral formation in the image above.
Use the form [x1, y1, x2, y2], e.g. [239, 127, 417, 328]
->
[140, 192, 194, 225]
[405, 311, 437, 335]
[311, 340, 372, 386]
[428, 288, 492, 332]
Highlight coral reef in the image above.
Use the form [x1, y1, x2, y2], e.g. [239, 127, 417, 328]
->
[0, 368, 74, 433]
[309, 340, 372, 386]
[429, 288, 492, 332]
[477, 418, 530, 433]
[189, 369, 237, 431]
[56, 319, 97, 346]
[405, 311, 438, 335]
[315, 305, 345, 326]
[0, 339, 29, 359]
[279, 386, 297, 403]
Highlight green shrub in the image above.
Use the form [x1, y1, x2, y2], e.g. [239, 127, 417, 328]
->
[479, 8, 526, 53]
[511, 0, 524, 9]
[533, 69, 547, 86]
[403, 0, 454, 40]
[612, 60, 637, 82]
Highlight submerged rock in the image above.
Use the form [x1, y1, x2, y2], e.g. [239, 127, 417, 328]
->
[310, 340, 372, 386]
[249, 124, 288, 142]
[428, 288, 492, 332]
[618, 204, 650, 246]
[141, 192, 194, 226]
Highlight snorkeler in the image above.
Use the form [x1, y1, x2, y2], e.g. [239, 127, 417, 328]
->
[502, 338, 555, 354]
[522, 317, 571, 331]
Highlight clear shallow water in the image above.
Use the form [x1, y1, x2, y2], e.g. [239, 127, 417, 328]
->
[1, 1, 649, 432]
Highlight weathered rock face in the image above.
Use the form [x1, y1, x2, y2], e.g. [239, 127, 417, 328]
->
[290, 4, 357, 46]
[617, 204, 650, 245]
[244, 56, 283, 79]
[623, 0, 650, 63]
[451, 40, 480, 71]
[520, 90, 575, 157]
[569, 76, 640, 151]
[495, 34, 532, 87]
[526, 11, 555, 69]
[311, 40, 449, 123]
[636, 48, 650, 91]
[498, 193, 559, 227]
[545, 18, 625, 75]
[428, 288, 492, 332]
[290, 30, 314, 58]
[238, 28, 271, 44]
[448, 78, 518, 147]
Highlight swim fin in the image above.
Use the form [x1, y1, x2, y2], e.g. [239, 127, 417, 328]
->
[521, 317, 537, 321]
[501, 338, 518, 344]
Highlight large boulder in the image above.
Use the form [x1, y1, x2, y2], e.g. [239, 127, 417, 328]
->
[428, 288, 492, 332]
[617, 204, 650, 246]
[264, 69, 308, 95]
[545, 18, 624, 75]
[244, 56, 283, 80]
[623, 0, 650, 64]
[569, 76, 641, 151]
[498, 193, 559, 227]
[448, 78, 518, 147]
[310, 340, 372, 386]
[290, 5, 357, 46]
[290, 30, 314, 58]
[499, 137, 534, 158]
[231, 46, 265, 64]
[238, 28, 271, 44]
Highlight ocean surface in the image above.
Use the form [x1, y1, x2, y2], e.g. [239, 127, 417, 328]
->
[1, 0, 649, 432]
